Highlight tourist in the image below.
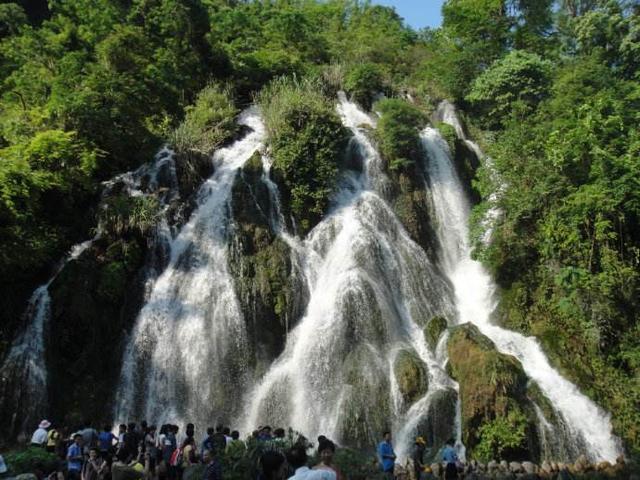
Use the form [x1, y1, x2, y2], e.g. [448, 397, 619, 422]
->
[67, 433, 84, 480]
[211, 425, 226, 456]
[99, 425, 117, 460]
[259, 450, 287, 480]
[201, 427, 214, 454]
[225, 430, 245, 457]
[201, 450, 222, 480]
[46, 424, 61, 454]
[161, 425, 175, 466]
[181, 437, 197, 468]
[412, 436, 426, 480]
[442, 438, 458, 480]
[31, 419, 51, 447]
[124, 423, 139, 458]
[273, 429, 286, 443]
[313, 439, 341, 480]
[286, 445, 334, 480]
[144, 425, 158, 468]
[258, 426, 273, 441]
[222, 427, 231, 445]
[81, 421, 99, 454]
[117, 425, 127, 449]
[377, 432, 396, 479]
[112, 448, 149, 480]
[82, 447, 108, 480]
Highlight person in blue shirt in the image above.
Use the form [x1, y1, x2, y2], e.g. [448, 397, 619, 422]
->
[67, 433, 84, 480]
[441, 438, 459, 480]
[98, 425, 116, 460]
[377, 431, 396, 479]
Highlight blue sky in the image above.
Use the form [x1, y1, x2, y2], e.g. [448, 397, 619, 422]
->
[373, 0, 445, 30]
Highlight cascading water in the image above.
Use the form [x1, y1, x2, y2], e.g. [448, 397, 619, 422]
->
[0, 147, 179, 439]
[115, 108, 265, 428]
[420, 117, 623, 462]
[0, 238, 94, 438]
[242, 94, 459, 459]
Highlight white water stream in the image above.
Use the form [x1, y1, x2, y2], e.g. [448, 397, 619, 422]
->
[421, 115, 623, 462]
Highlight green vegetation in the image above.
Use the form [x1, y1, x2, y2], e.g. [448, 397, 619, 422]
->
[447, 324, 534, 460]
[373, 98, 426, 172]
[170, 83, 239, 157]
[258, 77, 348, 233]
[344, 62, 385, 110]
[2, 446, 58, 475]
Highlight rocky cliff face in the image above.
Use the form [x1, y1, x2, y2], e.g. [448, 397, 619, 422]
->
[227, 151, 308, 376]
[447, 323, 541, 461]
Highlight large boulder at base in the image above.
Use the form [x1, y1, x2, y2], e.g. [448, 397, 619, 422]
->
[447, 323, 539, 461]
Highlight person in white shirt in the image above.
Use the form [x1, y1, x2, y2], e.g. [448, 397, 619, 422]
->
[31, 420, 51, 446]
[286, 446, 336, 480]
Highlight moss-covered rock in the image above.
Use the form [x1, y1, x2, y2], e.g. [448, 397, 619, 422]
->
[394, 349, 429, 405]
[425, 316, 449, 350]
[389, 170, 440, 259]
[340, 345, 391, 449]
[447, 323, 539, 460]
[228, 152, 307, 375]
[46, 236, 148, 427]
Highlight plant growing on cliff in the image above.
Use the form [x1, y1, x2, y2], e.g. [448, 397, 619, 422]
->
[373, 98, 426, 172]
[474, 408, 528, 463]
[258, 76, 349, 233]
[170, 83, 239, 156]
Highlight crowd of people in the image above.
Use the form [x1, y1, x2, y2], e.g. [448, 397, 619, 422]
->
[24, 419, 462, 480]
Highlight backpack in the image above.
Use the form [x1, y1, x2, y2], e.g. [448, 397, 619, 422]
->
[169, 448, 183, 467]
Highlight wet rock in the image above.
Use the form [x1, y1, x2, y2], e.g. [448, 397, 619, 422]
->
[521, 461, 536, 474]
[416, 388, 457, 460]
[339, 345, 391, 448]
[228, 152, 307, 374]
[500, 460, 509, 471]
[430, 463, 441, 477]
[447, 324, 537, 459]
[509, 461, 522, 473]
[424, 315, 448, 350]
[394, 349, 428, 404]
[388, 170, 439, 260]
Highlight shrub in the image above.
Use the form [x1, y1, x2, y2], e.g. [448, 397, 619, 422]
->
[3, 447, 58, 475]
[373, 98, 426, 172]
[466, 50, 552, 128]
[98, 194, 160, 239]
[344, 63, 385, 110]
[170, 83, 240, 156]
[258, 76, 349, 234]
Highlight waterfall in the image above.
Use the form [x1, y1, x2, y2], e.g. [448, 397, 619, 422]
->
[242, 94, 458, 459]
[0, 238, 94, 438]
[115, 107, 265, 428]
[420, 120, 623, 462]
[0, 146, 178, 440]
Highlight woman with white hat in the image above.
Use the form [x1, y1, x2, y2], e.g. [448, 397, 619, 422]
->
[30, 419, 51, 447]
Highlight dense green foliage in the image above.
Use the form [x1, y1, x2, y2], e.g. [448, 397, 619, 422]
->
[258, 77, 348, 233]
[373, 98, 426, 171]
[454, 0, 640, 458]
[2, 446, 58, 475]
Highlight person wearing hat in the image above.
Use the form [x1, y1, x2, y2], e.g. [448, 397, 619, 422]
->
[31, 420, 51, 447]
[412, 437, 427, 480]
